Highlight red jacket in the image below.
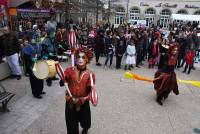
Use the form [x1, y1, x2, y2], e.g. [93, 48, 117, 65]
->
[185, 50, 195, 65]
[64, 67, 95, 98]
[56, 31, 63, 43]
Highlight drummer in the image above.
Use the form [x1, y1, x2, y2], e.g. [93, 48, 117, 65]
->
[41, 33, 59, 86]
[24, 38, 45, 99]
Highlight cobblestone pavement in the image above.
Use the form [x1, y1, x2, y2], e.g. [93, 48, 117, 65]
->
[1, 59, 200, 134]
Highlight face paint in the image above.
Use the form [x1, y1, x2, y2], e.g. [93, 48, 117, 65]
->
[77, 52, 87, 69]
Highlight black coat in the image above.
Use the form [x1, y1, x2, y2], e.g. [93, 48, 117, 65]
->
[94, 35, 105, 53]
[115, 37, 126, 56]
[1, 33, 20, 56]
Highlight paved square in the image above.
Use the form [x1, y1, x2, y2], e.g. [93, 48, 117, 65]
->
[1, 59, 200, 134]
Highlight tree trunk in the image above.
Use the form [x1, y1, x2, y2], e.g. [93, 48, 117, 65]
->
[96, 0, 99, 25]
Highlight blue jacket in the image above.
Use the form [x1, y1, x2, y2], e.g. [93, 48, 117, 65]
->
[22, 44, 35, 56]
[42, 37, 54, 53]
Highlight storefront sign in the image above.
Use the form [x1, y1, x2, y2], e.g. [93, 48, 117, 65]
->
[155, 3, 177, 8]
[140, 2, 149, 7]
[163, 3, 177, 8]
[185, 5, 199, 9]
[9, 8, 17, 16]
[0, 0, 9, 7]
[155, 3, 162, 7]
[17, 9, 50, 19]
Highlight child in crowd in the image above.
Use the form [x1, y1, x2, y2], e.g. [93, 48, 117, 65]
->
[124, 38, 136, 70]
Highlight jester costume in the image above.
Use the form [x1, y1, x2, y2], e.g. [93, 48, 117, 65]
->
[59, 48, 97, 134]
[154, 45, 179, 105]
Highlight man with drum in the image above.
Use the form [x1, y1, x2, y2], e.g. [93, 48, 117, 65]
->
[59, 47, 98, 134]
[24, 38, 45, 99]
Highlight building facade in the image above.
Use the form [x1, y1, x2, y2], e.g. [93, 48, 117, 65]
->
[110, 0, 200, 28]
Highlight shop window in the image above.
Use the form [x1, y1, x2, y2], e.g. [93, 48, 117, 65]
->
[130, 7, 140, 20]
[145, 8, 155, 15]
[115, 7, 125, 25]
[160, 9, 172, 28]
[177, 9, 188, 14]
[160, 9, 171, 16]
[194, 10, 200, 15]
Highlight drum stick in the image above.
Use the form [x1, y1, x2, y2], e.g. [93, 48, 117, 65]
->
[90, 73, 94, 86]
[55, 63, 72, 97]
[64, 83, 72, 97]
[71, 54, 75, 67]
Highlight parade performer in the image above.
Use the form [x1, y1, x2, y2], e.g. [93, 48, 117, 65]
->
[58, 47, 98, 134]
[153, 45, 179, 105]
[41, 33, 59, 86]
[158, 38, 169, 69]
[23, 39, 45, 99]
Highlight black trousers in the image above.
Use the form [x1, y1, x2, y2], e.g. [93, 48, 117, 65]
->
[116, 55, 123, 68]
[157, 89, 171, 101]
[23, 55, 32, 74]
[29, 73, 44, 97]
[95, 50, 101, 63]
[65, 101, 91, 134]
[136, 49, 143, 66]
[105, 54, 113, 66]
[183, 64, 192, 74]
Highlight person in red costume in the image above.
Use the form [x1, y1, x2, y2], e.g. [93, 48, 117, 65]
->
[59, 47, 96, 134]
[153, 45, 179, 105]
[183, 49, 195, 74]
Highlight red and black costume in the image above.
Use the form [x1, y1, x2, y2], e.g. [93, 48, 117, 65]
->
[148, 40, 159, 68]
[59, 48, 97, 134]
[154, 45, 179, 105]
[64, 67, 95, 134]
[183, 49, 195, 74]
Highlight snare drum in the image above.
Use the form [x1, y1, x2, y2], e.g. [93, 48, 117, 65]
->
[33, 60, 56, 79]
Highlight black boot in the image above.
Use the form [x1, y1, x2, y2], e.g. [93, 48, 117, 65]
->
[128, 66, 132, 70]
[124, 65, 127, 70]
[183, 65, 187, 73]
[156, 97, 163, 106]
[187, 67, 192, 74]
[82, 129, 88, 134]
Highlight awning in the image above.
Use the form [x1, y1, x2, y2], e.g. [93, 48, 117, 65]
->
[0, 0, 9, 6]
[171, 14, 200, 21]
[9, 0, 33, 7]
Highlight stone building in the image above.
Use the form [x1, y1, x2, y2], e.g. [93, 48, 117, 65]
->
[110, 0, 200, 28]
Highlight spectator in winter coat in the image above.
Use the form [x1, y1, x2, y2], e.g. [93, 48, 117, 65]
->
[115, 34, 126, 69]
[1, 27, 22, 80]
[148, 39, 159, 68]
[104, 30, 114, 68]
[94, 30, 105, 66]
[183, 49, 195, 74]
